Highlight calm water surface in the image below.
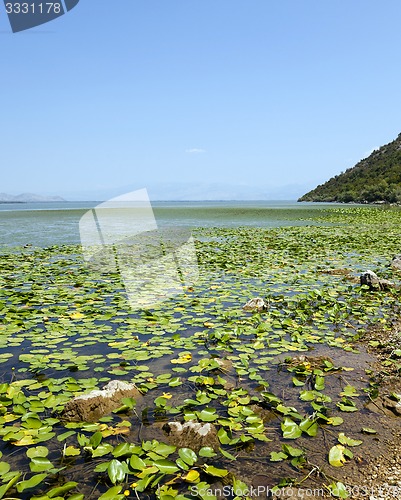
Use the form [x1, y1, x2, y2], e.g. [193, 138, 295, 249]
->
[0, 200, 348, 247]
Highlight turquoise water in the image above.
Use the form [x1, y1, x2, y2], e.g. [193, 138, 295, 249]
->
[0, 200, 348, 247]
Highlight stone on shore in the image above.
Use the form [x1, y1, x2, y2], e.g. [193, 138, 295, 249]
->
[383, 395, 401, 416]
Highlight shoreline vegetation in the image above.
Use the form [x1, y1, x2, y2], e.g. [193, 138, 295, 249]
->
[299, 132, 401, 205]
[0, 206, 400, 498]
[300, 199, 401, 206]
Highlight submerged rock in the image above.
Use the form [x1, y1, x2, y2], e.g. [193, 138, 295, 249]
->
[214, 357, 233, 373]
[360, 270, 394, 290]
[284, 354, 334, 371]
[320, 268, 352, 275]
[163, 420, 219, 452]
[61, 380, 141, 422]
[392, 255, 401, 271]
[243, 297, 268, 312]
[293, 354, 332, 365]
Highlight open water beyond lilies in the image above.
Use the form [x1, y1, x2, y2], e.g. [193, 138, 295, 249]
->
[0, 201, 347, 248]
[0, 204, 400, 499]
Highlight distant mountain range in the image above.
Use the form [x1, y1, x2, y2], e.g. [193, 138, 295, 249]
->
[0, 193, 66, 203]
[299, 132, 401, 204]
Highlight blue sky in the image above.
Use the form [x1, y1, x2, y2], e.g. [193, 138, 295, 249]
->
[2, 0, 401, 200]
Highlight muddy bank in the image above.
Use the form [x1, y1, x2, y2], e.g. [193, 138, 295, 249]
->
[247, 320, 401, 500]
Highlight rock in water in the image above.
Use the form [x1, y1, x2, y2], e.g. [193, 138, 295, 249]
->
[360, 270, 394, 290]
[61, 380, 141, 422]
[392, 255, 401, 271]
[243, 297, 268, 312]
[163, 421, 219, 452]
[383, 395, 401, 416]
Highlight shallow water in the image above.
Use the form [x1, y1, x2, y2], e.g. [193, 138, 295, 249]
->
[0, 206, 399, 498]
[0, 200, 351, 247]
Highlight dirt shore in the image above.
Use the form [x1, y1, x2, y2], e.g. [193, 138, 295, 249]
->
[291, 318, 401, 499]
[351, 319, 401, 499]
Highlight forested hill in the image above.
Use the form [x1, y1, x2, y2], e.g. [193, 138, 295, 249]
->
[299, 133, 401, 203]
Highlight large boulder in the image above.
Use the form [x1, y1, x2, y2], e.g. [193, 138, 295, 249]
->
[391, 255, 401, 271]
[163, 421, 219, 452]
[360, 270, 394, 290]
[61, 380, 141, 422]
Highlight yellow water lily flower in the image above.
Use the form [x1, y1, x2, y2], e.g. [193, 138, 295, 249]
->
[69, 312, 84, 320]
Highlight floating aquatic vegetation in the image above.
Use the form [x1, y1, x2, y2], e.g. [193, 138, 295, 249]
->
[0, 206, 400, 497]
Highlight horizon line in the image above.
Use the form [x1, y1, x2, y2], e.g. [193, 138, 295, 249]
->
[0, 198, 301, 203]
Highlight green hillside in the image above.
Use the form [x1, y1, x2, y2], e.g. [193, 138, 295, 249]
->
[299, 133, 401, 203]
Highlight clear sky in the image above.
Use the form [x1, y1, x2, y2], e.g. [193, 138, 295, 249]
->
[2, 0, 401, 200]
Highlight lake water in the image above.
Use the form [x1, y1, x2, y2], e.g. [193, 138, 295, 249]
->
[0, 200, 347, 247]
